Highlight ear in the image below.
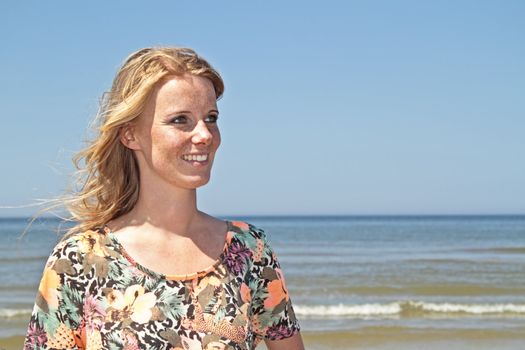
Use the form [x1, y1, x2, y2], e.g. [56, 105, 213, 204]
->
[119, 123, 141, 150]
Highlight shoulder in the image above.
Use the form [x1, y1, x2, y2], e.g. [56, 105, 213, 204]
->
[227, 220, 269, 246]
[52, 227, 114, 257]
[44, 227, 120, 276]
[226, 220, 277, 263]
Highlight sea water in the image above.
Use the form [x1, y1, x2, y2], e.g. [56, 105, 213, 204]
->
[1, 215, 524, 349]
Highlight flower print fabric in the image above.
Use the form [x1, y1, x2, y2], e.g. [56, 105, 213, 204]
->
[24, 220, 300, 350]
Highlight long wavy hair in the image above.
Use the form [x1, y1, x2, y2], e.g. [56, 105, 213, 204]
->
[36, 47, 224, 237]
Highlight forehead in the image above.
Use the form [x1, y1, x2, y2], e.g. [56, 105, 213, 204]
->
[148, 74, 217, 115]
[143, 75, 217, 119]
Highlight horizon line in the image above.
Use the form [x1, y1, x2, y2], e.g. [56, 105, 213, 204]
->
[1, 213, 524, 220]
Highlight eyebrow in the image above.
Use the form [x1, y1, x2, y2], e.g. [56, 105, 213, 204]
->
[164, 109, 219, 116]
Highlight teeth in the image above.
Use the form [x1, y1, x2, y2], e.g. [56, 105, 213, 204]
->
[183, 154, 208, 162]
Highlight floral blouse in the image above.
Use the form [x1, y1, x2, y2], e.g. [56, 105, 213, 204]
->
[24, 220, 300, 350]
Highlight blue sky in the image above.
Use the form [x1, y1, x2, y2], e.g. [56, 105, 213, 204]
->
[1, 0, 524, 217]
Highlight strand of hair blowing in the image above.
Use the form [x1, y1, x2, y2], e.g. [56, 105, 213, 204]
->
[25, 47, 224, 239]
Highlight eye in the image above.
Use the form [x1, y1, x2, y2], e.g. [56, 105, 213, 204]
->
[205, 114, 219, 123]
[169, 115, 188, 124]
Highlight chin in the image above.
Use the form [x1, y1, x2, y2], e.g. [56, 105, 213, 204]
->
[179, 176, 211, 189]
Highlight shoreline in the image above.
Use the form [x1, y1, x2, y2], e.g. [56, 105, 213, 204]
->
[4, 327, 525, 350]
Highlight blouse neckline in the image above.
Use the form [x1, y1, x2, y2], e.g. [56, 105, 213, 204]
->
[102, 220, 233, 281]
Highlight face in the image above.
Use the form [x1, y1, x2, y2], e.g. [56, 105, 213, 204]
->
[124, 74, 221, 190]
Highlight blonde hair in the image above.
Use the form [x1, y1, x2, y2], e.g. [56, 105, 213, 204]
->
[36, 47, 224, 237]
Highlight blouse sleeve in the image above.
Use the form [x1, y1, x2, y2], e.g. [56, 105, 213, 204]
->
[249, 228, 300, 342]
[24, 237, 84, 349]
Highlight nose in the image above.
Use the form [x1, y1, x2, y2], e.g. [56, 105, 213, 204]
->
[192, 120, 213, 145]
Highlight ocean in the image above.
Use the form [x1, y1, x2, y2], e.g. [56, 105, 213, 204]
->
[1, 215, 524, 349]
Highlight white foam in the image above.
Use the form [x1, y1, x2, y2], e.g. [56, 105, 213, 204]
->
[3, 302, 525, 320]
[411, 301, 525, 314]
[294, 302, 401, 316]
[0, 308, 32, 318]
[294, 301, 525, 317]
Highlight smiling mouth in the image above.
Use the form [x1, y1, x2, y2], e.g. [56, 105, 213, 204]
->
[182, 153, 209, 163]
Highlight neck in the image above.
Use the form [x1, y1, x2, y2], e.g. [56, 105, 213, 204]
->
[116, 178, 202, 237]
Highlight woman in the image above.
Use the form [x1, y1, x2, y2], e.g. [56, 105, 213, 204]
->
[24, 47, 304, 350]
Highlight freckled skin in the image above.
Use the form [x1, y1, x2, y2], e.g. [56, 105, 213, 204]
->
[130, 74, 221, 190]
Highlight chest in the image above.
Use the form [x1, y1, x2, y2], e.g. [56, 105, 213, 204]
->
[82, 264, 257, 350]
[117, 235, 227, 278]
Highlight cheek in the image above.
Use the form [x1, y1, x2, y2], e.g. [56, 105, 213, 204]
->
[150, 131, 184, 160]
[213, 128, 221, 149]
